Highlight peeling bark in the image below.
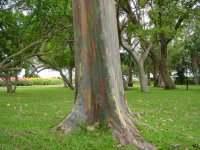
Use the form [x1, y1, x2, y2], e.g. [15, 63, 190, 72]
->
[54, 0, 157, 149]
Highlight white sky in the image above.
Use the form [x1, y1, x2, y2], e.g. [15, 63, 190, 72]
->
[19, 69, 61, 78]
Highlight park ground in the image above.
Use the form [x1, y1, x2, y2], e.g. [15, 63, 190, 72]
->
[0, 85, 199, 149]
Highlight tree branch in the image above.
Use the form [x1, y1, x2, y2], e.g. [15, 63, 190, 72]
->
[0, 39, 46, 67]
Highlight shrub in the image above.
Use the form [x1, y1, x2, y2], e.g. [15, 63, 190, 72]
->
[30, 78, 62, 85]
[0, 80, 5, 87]
[175, 77, 200, 85]
[0, 78, 63, 87]
[16, 80, 33, 86]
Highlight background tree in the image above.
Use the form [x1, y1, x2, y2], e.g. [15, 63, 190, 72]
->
[117, 0, 199, 89]
[120, 52, 135, 87]
[148, 0, 198, 89]
[117, 0, 152, 92]
[0, 0, 73, 92]
[184, 23, 200, 85]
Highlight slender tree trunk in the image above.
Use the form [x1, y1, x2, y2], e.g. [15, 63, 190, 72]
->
[54, 1, 156, 149]
[123, 75, 129, 90]
[159, 41, 175, 89]
[68, 67, 73, 86]
[128, 64, 133, 87]
[138, 62, 148, 92]
[153, 62, 159, 87]
[59, 70, 74, 90]
[147, 69, 151, 86]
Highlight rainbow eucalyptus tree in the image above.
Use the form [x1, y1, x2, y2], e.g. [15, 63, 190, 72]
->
[54, 0, 156, 149]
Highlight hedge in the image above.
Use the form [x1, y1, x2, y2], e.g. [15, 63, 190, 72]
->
[0, 78, 62, 86]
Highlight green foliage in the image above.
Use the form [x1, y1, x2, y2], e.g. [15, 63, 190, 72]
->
[0, 78, 62, 87]
[184, 23, 200, 63]
[0, 80, 4, 86]
[0, 85, 200, 149]
[30, 78, 62, 85]
[16, 80, 33, 86]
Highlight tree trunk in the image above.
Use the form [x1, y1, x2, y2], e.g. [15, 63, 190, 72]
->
[128, 64, 133, 87]
[149, 47, 160, 87]
[5, 73, 16, 93]
[193, 71, 199, 85]
[191, 57, 199, 85]
[123, 75, 129, 90]
[68, 67, 73, 86]
[138, 62, 149, 92]
[54, 1, 156, 149]
[159, 40, 175, 89]
[147, 69, 151, 86]
[157, 74, 164, 87]
[153, 62, 159, 87]
[149, 45, 175, 88]
[59, 70, 74, 90]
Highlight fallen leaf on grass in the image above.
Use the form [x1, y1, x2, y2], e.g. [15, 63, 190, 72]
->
[171, 144, 180, 148]
[117, 144, 123, 148]
[86, 126, 95, 132]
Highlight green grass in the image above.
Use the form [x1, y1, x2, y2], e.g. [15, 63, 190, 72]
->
[0, 85, 199, 149]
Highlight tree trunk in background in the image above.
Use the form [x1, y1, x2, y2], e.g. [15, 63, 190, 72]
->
[149, 47, 160, 87]
[138, 62, 148, 92]
[147, 69, 151, 86]
[59, 70, 74, 90]
[54, 0, 156, 149]
[153, 62, 159, 87]
[191, 57, 199, 85]
[68, 67, 73, 86]
[157, 74, 164, 87]
[5, 76, 13, 93]
[128, 64, 133, 87]
[4, 73, 17, 93]
[159, 39, 175, 89]
[150, 45, 175, 88]
[123, 75, 129, 90]
[193, 71, 199, 85]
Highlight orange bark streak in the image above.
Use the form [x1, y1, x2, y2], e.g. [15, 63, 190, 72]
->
[84, 87, 89, 112]
[81, 1, 87, 36]
[90, 40, 96, 61]
[99, 76, 106, 101]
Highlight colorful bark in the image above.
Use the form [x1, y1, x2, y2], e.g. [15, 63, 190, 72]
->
[54, 0, 157, 149]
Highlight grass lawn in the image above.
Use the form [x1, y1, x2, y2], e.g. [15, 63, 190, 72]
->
[0, 85, 199, 149]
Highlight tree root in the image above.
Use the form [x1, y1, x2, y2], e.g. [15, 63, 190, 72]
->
[112, 120, 158, 150]
[129, 115, 159, 132]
